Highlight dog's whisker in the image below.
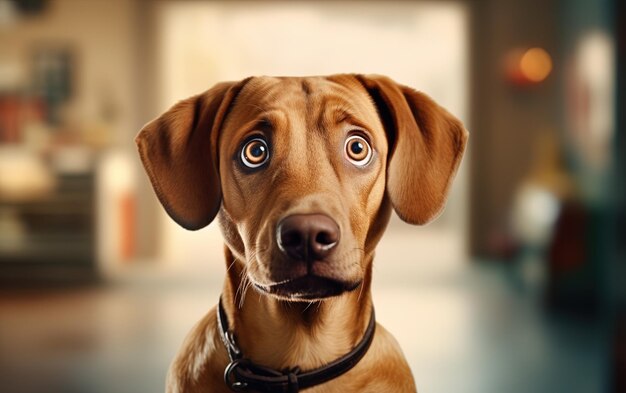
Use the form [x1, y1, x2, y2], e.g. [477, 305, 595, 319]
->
[357, 275, 365, 301]
[225, 258, 237, 273]
[238, 282, 246, 309]
[235, 263, 251, 309]
[302, 301, 316, 313]
[238, 273, 253, 310]
[235, 277, 244, 306]
[246, 246, 270, 263]
[245, 283, 256, 308]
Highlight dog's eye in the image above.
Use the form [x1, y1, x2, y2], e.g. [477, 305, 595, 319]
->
[241, 138, 269, 168]
[344, 135, 372, 166]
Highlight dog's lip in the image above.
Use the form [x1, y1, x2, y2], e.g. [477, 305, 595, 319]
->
[254, 275, 361, 301]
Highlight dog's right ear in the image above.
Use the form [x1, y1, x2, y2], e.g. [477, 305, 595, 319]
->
[136, 79, 249, 230]
[356, 74, 468, 225]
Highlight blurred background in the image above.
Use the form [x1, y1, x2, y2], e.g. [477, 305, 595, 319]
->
[0, 0, 624, 392]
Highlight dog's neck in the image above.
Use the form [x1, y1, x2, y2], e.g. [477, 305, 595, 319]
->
[220, 248, 374, 371]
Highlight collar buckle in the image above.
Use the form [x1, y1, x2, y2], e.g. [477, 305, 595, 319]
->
[225, 331, 242, 359]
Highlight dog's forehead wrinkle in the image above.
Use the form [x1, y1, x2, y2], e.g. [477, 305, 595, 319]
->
[301, 80, 312, 96]
[232, 77, 373, 140]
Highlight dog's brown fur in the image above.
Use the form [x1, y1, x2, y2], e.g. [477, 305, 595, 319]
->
[136, 75, 468, 392]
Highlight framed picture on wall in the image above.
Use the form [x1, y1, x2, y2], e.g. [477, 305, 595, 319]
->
[31, 45, 75, 125]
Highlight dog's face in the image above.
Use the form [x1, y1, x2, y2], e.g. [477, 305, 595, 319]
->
[217, 76, 389, 300]
[136, 74, 467, 301]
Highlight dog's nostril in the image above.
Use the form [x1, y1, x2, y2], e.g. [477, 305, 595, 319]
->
[315, 231, 337, 246]
[281, 230, 303, 247]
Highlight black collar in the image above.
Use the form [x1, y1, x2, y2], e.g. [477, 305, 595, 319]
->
[217, 297, 376, 393]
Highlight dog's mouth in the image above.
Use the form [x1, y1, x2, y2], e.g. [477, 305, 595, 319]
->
[253, 275, 362, 301]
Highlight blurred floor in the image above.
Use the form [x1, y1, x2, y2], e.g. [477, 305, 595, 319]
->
[0, 252, 606, 393]
[0, 266, 221, 393]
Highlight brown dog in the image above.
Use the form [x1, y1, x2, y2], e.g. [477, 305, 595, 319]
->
[136, 74, 467, 392]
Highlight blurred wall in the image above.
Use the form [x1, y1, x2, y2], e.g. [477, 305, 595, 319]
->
[152, 1, 471, 270]
[132, 0, 161, 260]
[469, 0, 560, 257]
[617, 0, 626, 294]
[615, 2, 626, 391]
[0, 0, 138, 146]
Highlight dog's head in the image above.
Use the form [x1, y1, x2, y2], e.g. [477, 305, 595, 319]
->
[136, 75, 467, 301]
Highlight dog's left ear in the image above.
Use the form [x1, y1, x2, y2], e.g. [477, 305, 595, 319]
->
[135, 79, 249, 230]
[357, 75, 469, 225]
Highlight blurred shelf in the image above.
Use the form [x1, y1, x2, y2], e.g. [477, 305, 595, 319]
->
[0, 173, 97, 284]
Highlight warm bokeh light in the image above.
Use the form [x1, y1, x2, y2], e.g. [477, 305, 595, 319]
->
[520, 47, 553, 83]
[504, 46, 553, 85]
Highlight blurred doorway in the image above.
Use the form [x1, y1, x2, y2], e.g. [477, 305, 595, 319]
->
[154, 1, 469, 279]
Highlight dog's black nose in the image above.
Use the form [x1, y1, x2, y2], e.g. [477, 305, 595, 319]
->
[277, 214, 339, 261]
